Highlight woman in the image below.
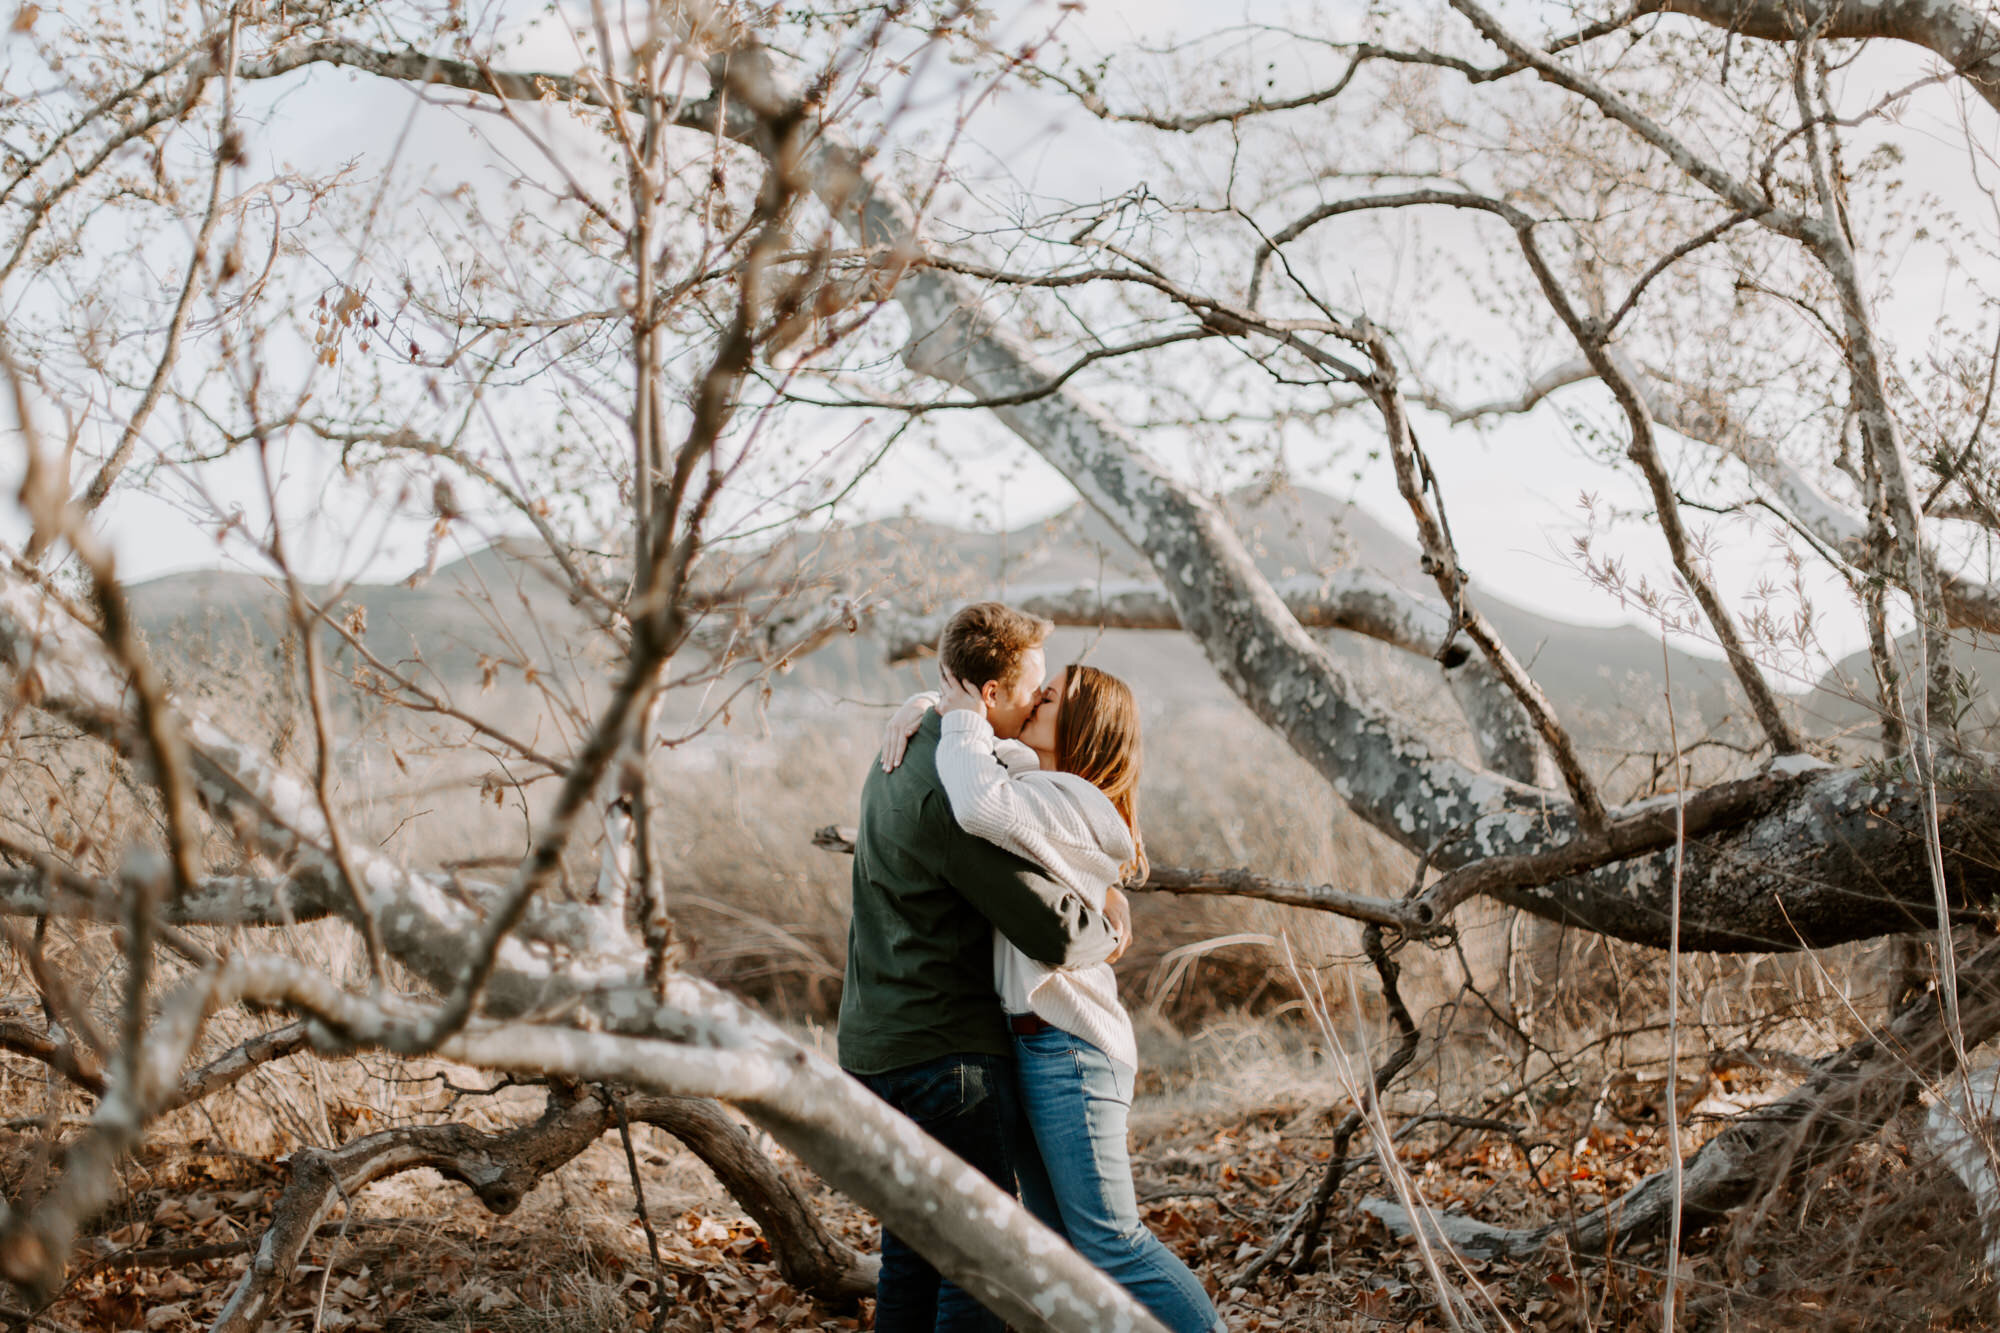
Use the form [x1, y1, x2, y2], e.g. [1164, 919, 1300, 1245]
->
[882, 665, 1225, 1333]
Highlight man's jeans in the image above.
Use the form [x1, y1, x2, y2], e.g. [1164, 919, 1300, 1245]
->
[1011, 1025, 1225, 1333]
[854, 1052, 1017, 1332]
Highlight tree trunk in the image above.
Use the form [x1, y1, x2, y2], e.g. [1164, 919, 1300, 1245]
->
[625, 1094, 877, 1302]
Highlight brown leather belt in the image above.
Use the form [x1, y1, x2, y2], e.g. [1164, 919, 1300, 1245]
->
[1007, 1013, 1051, 1036]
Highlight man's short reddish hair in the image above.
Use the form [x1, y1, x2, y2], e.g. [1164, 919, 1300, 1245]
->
[937, 602, 1052, 692]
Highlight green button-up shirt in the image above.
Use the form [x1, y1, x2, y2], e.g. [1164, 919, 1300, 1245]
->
[837, 711, 1121, 1075]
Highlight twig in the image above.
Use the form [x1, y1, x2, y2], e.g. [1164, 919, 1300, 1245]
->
[1661, 639, 1687, 1331]
[263, 520, 387, 980]
[812, 826, 1424, 929]
[310, 1179, 353, 1333]
[1232, 922, 1420, 1285]
[611, 1091, 675, 1331]
[70, 18, 234, 519]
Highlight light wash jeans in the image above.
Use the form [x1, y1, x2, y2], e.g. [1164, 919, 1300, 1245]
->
[1010, 1024, 1226, 1333]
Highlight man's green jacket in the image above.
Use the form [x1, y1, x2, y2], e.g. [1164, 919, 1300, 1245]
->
[837, 710, 1121, 1075]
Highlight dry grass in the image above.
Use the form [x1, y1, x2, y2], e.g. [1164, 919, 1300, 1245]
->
[645, 692, 1421, 1028]
[1, 619, 1991, 1329]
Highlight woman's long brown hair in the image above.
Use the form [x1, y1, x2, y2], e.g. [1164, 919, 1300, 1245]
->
[1053, 664, 1147, 886]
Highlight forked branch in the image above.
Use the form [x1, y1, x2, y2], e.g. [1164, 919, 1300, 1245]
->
[1361, 329, 1610, 826]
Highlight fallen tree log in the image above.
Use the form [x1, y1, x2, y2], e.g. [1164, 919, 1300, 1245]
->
[210, 1086, 875, 1333]
[1365, 930, 2000, 1259]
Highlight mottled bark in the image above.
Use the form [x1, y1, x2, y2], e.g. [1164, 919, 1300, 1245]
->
[871, 194, 1533, 861]
[797, 88, 1992, 952]
[0, 868, 340, 929]
[1486, 772, 1997, 951]
[1444, 655, 1544, 784]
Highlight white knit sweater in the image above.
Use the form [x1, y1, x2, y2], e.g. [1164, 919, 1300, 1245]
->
[928, 704, 1139, 1071]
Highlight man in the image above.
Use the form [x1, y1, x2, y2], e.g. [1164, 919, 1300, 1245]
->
[838, 601, 1129, 1332]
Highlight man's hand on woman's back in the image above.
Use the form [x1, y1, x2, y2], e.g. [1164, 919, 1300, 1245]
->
[1105, 885, 1133, 965]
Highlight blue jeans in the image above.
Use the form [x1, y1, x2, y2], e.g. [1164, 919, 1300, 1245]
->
[1011, 1025, 1225, 1333]
[853, 1052, 1017, 1332]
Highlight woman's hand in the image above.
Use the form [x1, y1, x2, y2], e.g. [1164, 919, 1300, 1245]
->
[879, 693, 936, 772]
[938, 667, 988, 719]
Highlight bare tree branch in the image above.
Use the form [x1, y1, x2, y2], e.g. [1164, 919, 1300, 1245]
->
[1634, 0, 2000, 114]
[209, 1087, 876, 1333]
[1039, 11, 1645, 130]
[1446, 0, 1807, 231]
[1363, 328, 1611, 824]
[1436, 360, 2000, 638]
[880, 574, 1474, 666]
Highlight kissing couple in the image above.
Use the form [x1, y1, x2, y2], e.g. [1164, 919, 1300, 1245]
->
[838, 602, 1225, 1332]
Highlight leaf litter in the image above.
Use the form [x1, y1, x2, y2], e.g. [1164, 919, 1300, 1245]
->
[12, 1055, 1999, 1332]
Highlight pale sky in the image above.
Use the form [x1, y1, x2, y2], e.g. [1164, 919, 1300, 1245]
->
[7, 0, 1997, 681]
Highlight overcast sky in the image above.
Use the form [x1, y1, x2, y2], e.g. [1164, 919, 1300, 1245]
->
[8, 0, 1998, 679]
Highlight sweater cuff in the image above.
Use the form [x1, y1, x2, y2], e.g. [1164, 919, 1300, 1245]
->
[940, 710, 995, 741]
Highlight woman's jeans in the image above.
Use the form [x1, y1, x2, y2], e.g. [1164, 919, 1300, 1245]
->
[1011, 1025, 1225, 1333]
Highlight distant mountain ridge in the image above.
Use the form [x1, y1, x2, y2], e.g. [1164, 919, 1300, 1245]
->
[127, 485, 1758, 742]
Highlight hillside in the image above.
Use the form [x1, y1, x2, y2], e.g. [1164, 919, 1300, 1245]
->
[128, 485, 1768, 746]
